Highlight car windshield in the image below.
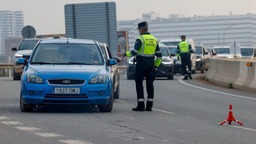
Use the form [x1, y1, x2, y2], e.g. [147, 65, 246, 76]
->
[214, 48, 230, 54]
[161, 41, 180, 46]
[160, 47, 169, 56]
[19, 40, 39, 50]
[167, 46, 177, 54]
[30, 43, 103, 65]
[241, 48, 253, 56]
[195, 46, 203, 54]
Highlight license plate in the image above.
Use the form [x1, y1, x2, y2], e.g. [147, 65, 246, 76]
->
[54, 88, 80, 94]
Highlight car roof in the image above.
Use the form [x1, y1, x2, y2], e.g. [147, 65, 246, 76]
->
[39, 38, 97, 44]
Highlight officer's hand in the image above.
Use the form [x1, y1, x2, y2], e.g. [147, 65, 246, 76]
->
[122, 53, 126, 58]
[177, 56, 180, 61]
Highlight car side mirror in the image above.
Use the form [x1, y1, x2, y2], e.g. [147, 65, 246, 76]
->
[12, 47, 17, 51]
[107, 59, 117, 66]
[204, 51, 209, 55]
[17, 58, 27, 65]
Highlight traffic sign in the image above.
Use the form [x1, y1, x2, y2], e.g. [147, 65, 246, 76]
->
[21, 25, 36, 38]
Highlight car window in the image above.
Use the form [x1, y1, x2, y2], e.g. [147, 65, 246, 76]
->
[195, 46, 203, 54]
[167, 46, 177, 54]
[31, 43, 104, 65]
[214, 48, 230, 54]
[19, 40, 39, 50]
[160, 47, 169, 56]
[241, 48, 253, 56]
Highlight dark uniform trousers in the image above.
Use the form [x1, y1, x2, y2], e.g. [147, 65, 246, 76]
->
[180, 53, 191, 77]
[135, 56, 155, 109]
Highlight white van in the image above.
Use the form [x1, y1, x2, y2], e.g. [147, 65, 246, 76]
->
[159, 39, 196, 74]
[212, 46, 241, 58]
[240, 46, 256, 59]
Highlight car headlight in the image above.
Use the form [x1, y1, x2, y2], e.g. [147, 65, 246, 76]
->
[89, 75, 107, 84]
[27, 75, 44, 84]
[162, 58, 173, 65]
[196, 58, 202, 62]
[15, 53, 23, 58]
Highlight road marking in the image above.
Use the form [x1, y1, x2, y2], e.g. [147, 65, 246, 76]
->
[35, 133, 62, 137]
[59, 140, 94, 144]
[229, 125, 256, 132]
[2, 121, 23, 125]
[115, 99, 176, 115]
[16, 126, 41, 131]
[153, 108, 176, 115]
[115, 99, 126, 103]
[178, 77, 256, 101]
[0, 116, 9, 120]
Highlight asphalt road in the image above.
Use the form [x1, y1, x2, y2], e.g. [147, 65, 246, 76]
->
[0, 74, 256, 144]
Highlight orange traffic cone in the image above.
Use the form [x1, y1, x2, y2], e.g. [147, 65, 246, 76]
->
[220, 104, 243, 125]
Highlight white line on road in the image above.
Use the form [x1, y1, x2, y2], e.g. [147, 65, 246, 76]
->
[35, 133, 62, 137]
[16, 126, 41, 131]
[59, 140, 94, 144]
[229, 125, 256, 132]
[115, 100, 176, 115]
[153, 108, 176, 115]
[2, 121, 23, 125]
[178, 77, 256, 101]
[0, 116, 10, 120]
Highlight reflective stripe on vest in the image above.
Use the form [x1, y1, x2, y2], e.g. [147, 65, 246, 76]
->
[137, 34, 158, 57]
[178, 41, 189, 53]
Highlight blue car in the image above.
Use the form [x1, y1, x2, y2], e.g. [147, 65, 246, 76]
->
[18, 38, 118, 112]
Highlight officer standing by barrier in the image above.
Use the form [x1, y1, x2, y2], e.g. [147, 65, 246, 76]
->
[123, 21, 162, 111]
[177, 35, 193, 80]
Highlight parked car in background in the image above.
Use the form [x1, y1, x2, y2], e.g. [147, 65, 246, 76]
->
[18, 38, 118, 112]
[212, 45, 241, 58]
[159, 39, 196, 74]
[98, 42, 121, 99]
[207, 48, 217, 57]
[195, 45, 210, 73]
[11, 38, 40, 80]
[240, 46, 256, 59]
[126, 44, 175, 80]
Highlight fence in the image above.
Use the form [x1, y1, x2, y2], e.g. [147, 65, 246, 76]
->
[0, 63, 13, 77]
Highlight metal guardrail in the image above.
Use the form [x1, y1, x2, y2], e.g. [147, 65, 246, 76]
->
[0, 63, 13, 69]
[0, 63, 13, 77]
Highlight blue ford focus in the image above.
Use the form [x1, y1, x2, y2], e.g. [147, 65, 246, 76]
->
[18, 38, 117, 112]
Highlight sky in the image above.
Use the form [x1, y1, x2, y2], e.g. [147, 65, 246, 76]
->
[0, 0, 255, 35]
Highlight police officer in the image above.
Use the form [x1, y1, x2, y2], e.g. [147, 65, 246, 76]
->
[177, 35, 193, 80]
[124, 21, 162, 111]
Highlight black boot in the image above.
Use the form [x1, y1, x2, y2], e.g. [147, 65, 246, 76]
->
[146, 101, 153, 111]
[188, 71, 192, 79]
[183, 76, 188, 80]
[132, 102, 145, 111]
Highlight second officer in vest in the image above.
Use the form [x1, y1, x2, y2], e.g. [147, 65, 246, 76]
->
[177, 35, 193, 80]
[124, 21, 162, 111]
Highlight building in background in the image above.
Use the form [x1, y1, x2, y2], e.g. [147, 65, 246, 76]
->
[0, 11, 23, 56]
[117, 12, 256, 49]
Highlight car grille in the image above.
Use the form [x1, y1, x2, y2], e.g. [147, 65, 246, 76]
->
[45, 94, 87, 98]
[48, 79, 85, 85]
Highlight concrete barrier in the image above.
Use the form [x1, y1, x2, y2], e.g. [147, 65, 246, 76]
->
[206, 58, 256, 92]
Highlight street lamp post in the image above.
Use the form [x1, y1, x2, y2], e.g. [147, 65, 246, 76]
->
[222, 24, 238, 46]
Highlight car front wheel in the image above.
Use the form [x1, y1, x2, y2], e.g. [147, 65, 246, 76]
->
[99, 89, 114, 112]
[20, 92, 33, 112]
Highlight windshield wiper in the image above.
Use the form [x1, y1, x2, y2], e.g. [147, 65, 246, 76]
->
[68, 62, 93, 65]
[31, 62, 52, 64]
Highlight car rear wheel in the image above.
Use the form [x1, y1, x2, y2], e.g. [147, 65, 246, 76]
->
[99, 89, 114, 112]
[20, 92, 33, 112]
[13, 70, 20, 80]
[114, 85, 120, 99]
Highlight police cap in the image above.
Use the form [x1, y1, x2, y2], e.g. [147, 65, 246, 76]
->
[137, 21, 148, 29]
[181, 35, 186, 39]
